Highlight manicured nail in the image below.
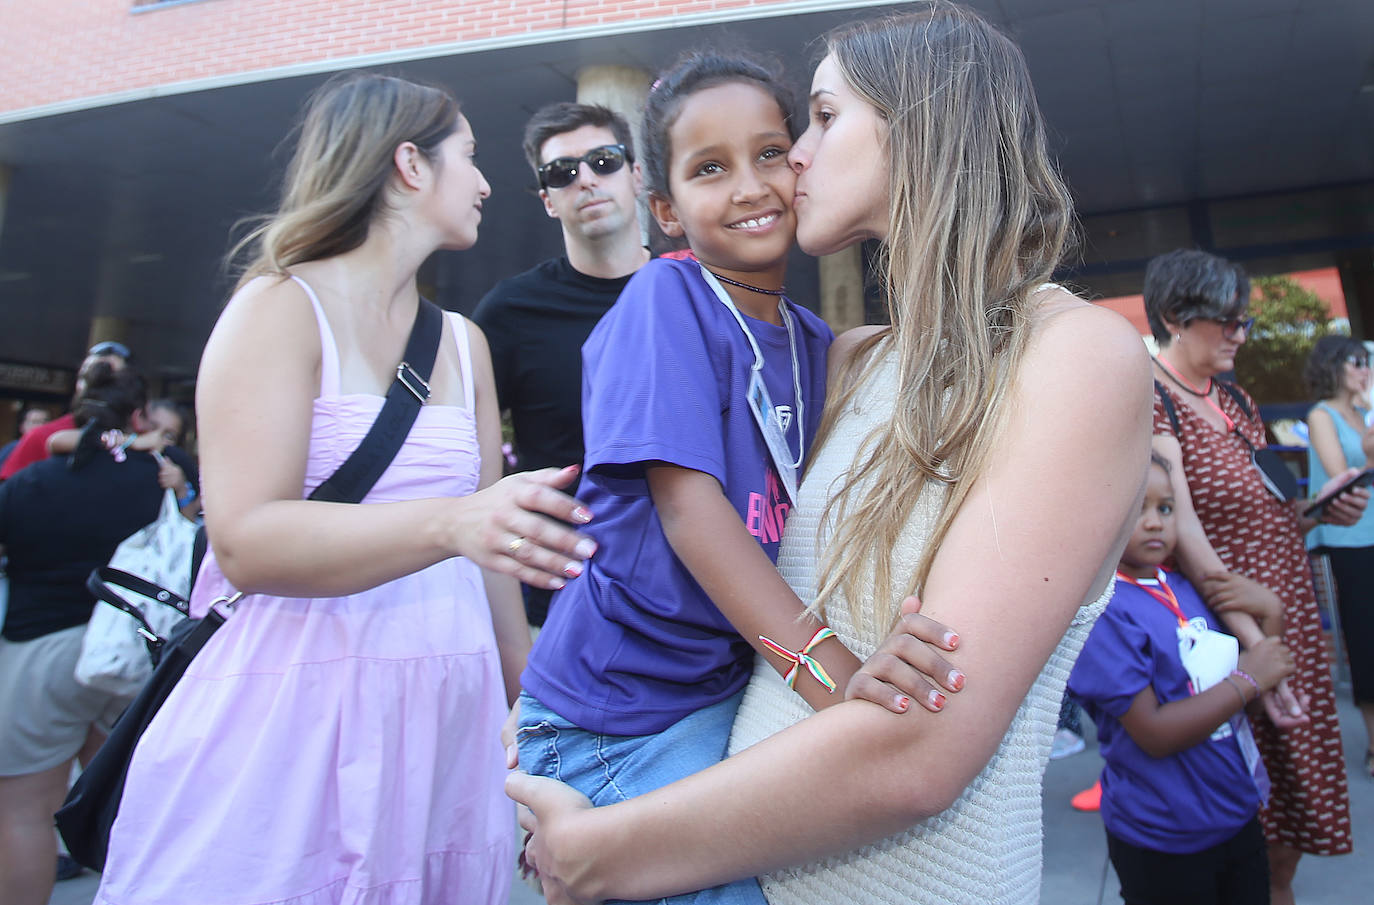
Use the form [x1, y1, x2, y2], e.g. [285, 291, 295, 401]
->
[944, 632, 959, 648]
[928, 690, 946, 710]
[549, 577, 566, 590]
[948, 670, 965, 691]
[572, 506, 593, 523]
[897, 695, 910, 712]
[563, 562, 583, 578]
[575, 539, 598, 558]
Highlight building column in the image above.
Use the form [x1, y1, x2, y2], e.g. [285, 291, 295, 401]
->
[86, 315, 129, 353]
[818, 245, 866, 333]
[1336, 249, 1374, 340]
[577, 65, 652, 244]
[0, 163, 9, 246]
[576, 65, 651, 146]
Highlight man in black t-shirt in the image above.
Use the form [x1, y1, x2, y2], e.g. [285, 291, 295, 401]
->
[473, 103, 649, 625]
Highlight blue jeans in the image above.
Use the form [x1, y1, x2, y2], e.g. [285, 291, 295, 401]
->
[516, 691, 767, 905]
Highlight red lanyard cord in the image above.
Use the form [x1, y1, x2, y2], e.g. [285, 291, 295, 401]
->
[1116, 569, 1188, 627]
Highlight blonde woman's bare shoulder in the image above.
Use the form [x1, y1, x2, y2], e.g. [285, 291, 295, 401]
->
[1025, 286, 1151, 392]
[828, 324, 889, 387]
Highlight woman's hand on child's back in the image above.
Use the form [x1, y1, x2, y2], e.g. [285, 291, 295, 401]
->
[845, 595, 964, 714]
[1240, 637, 1296, 694]
[449, 464, 597, 589]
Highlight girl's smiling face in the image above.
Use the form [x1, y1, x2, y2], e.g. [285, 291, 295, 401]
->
[1119, 463, 1177, 579]
[649, 81, 796, 309]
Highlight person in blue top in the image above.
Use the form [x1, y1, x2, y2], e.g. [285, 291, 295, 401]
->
[514, 50, 962, 905]
[1303, 334, 1374, 777]
[1069, 453, 1296, 905]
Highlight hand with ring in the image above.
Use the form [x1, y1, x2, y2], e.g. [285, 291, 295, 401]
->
[447, 464, 598, 590]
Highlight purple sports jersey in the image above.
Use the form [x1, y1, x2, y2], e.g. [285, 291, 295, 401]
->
[1068, 571, 1266, 854]
[521, 257, 833, 735]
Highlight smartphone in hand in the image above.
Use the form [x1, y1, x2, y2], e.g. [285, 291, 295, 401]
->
[1303, 468, 1374, 518]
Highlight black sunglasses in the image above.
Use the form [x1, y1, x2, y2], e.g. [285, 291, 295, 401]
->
[1190, 316, 1254, 339]
[537, 144, 631, 190]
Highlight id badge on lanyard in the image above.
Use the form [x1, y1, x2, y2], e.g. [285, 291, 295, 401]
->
[1178, 618, 1240, 743]
[746, 370, 799, 505]
[700, 265, 803, 506]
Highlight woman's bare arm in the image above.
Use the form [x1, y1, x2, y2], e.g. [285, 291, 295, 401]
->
[199, 277, 594, 599]
[1306, 406, 1349, 479]
[509, 298, 1152, 902]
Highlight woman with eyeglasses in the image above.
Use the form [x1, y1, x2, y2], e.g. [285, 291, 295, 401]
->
[1304, 335, 1374, 779]
[1146, 249, 1360, 905]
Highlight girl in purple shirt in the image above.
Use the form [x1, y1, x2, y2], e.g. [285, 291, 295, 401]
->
[516, 52, 961, 904]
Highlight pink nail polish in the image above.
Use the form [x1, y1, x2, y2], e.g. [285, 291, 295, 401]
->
[944, 632, 960, 648]
[563, 562, 583, 578]
[928, 690, 946, 710]
[948, 670, 965, 691]
[572, 506, 592, 523]
[898, 696, 910, 712]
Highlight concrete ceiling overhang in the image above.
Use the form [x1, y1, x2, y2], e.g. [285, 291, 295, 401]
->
[1, 0, 1372, 381]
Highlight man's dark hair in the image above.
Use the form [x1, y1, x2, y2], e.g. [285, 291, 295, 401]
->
[1143, 249, 1251, 346]
[522, 103, 635, 174]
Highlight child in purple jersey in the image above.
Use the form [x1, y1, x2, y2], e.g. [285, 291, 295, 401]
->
[515, 52, 962, 905]
[1069, 454, 1295, 905]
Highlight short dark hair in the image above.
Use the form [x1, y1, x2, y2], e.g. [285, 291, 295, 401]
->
[1304, 334, 1367, 401]
[1142, 249, 1251, 345]
[1149, 450, 1172, 476]
[522, 103, 635, 174]
[641, 50, 796, 199]
[73, 362, 147, 433]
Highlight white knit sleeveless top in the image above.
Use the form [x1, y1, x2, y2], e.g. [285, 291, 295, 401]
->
[727, 344, 1111, 905]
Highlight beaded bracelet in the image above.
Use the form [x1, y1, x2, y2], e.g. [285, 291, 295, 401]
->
[759, 626, 839, 692]
[1230, 668, 1261, 700]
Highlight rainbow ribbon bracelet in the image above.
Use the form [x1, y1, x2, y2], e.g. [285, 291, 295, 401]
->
[759, 626, 839, 693]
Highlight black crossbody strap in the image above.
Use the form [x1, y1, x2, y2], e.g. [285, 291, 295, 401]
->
[86, 567, 192, 659]
[309, 298, 444, 504]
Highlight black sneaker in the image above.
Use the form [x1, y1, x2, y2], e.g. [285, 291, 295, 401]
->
[56, 855, 84, 881]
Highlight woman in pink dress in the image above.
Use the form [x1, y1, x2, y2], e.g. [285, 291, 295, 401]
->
[95, 73, 597, 905]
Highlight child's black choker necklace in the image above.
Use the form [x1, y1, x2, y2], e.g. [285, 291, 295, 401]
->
[704, 268, 787, 297]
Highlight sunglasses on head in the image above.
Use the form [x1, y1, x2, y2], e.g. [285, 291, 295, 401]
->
[537, 144, 630, 190]
[88, 341, 131, 360]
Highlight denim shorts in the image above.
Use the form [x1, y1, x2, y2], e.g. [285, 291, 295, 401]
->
[516, 690, 766, 905]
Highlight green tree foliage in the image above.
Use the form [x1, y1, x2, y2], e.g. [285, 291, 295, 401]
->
[1234, 275, 1342, 404]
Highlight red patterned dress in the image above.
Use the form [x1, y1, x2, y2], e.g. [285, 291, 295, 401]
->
[1154, 380, 1351, 855]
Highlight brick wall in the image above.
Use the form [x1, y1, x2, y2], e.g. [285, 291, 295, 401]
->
[1, 0, 809, 115]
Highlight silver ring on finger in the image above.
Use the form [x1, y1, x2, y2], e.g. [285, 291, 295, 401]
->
[507, 535, 527, 556]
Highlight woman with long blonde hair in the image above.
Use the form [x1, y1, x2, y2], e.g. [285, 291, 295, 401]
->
[95, 73, 596, 905]
[509, 5, 1153, 903]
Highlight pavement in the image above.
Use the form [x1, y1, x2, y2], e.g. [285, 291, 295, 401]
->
[51, 692, 1372, 905]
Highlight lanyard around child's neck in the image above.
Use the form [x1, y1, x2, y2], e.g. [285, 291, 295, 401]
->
[699, 263, 805, 471]
[1116, 568, 1188, 627]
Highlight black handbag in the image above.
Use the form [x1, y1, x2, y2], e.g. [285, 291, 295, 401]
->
[56, 297, 444, 872]
[1154, 379, 1299, 502]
